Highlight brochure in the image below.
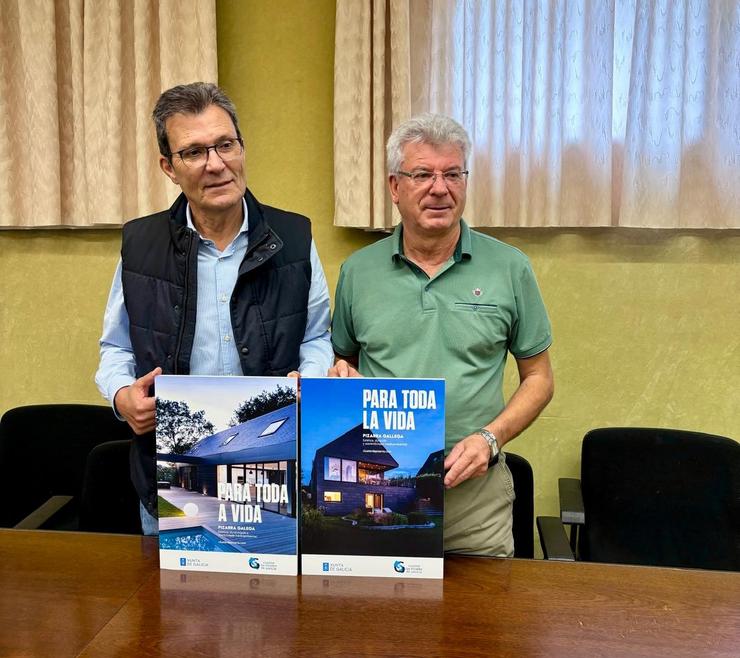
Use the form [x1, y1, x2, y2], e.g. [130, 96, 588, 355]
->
[155, 375, 298, 575]
[300, 378, 445, 578]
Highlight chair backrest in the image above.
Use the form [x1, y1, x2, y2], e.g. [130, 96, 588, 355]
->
[0, 404, 135, 529]
[506, 452, 534, 559]
[79, 439, 142, 534]
[579, 427, 740, 571]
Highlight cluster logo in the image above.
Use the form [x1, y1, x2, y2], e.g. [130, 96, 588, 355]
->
[248, 557, 261, 570]
[322, 562, 330, 572]
[179, 557, 187, 567]
[393, 560, 406, 573]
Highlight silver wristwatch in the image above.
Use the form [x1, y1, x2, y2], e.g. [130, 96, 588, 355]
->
[476, 428, 500, 463]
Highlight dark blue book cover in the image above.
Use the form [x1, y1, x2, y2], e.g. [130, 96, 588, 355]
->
[300, 378, 445, 578]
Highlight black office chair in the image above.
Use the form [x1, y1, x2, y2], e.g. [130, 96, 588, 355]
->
[78, 439, 142, 534]
[0, 404, 140, 533]
[538, 428, 740, 570]
[506, 452, 534, 559]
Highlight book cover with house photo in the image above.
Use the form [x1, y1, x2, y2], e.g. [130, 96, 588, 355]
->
[301, 378, 445, 578]
[155, 375, 298, 575]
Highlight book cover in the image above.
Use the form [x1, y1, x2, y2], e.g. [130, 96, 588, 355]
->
[300, 378, 445, 578]
[155, 375, 298, 575]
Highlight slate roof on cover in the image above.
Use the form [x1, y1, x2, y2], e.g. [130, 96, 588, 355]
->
[416, 449, 445, 477]
[316, 423, 398, 469]
[157, 405, 296, 465]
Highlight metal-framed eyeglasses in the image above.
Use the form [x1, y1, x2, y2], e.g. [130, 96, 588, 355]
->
[168, 137, 244, 168]
[396, 169, 469, 187]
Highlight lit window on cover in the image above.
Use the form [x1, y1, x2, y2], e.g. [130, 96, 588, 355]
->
[259, 418, 287, 437]
[324, 491, 342, 502]
[324, 456, 341, 481]
[342, 459, 357, 482]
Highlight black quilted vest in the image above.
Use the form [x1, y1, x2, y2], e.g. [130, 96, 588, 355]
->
[121, 188, 312, 513]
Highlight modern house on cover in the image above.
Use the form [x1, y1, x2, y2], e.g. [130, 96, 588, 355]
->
[301, 377, 445, 579]
[156, 375, 298, 575]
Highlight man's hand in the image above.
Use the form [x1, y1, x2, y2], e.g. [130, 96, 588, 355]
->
[287, 370, 301, 402]
[114, 367, 162, 435]
[328, 359, 362, 378]
[443, 433, 490, 488]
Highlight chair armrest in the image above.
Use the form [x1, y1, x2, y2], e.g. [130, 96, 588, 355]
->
[537, 516, 575, 561]
[558, 478, 585, 525]
[14, 495, 74, 530]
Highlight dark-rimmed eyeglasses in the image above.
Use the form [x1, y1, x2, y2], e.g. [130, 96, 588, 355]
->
[168, 137, 244, 168]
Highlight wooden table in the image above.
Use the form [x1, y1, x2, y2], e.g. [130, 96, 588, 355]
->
[1, 529, 739, 657]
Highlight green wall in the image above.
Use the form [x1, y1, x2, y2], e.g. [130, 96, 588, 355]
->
[0, 0, 738, 532]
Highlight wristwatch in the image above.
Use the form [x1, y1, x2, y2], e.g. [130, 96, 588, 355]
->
[476, 428, 500, 464]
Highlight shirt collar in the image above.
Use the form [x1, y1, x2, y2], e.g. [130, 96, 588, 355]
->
[391, 218, 473, 262]
[185, 198, 249, 239]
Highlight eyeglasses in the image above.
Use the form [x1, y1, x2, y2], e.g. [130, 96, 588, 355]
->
[396, 169, 469, 187]
[169, 137, 244, 168]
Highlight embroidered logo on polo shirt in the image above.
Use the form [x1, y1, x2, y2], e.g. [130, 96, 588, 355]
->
[472, 288, 482, 297]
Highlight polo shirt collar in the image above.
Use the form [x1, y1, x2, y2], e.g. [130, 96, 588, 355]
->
[456, 219, 473, 261]
[391, 218, 473, 262]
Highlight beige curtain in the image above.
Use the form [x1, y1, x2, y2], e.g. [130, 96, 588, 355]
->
[0, 0, 217, 228]
[334, 0, 740, 230]
[334, 0, 411, 229]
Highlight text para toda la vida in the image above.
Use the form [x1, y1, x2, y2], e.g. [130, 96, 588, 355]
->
[362, 388, 437, 431]
[216, 482, 289, 523]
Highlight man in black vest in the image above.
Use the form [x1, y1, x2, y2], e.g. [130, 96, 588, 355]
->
[95, 82, 332, 534]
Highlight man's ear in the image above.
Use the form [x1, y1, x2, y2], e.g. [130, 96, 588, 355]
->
[388, 174, 400, 204]
[159, 156, 179, 185]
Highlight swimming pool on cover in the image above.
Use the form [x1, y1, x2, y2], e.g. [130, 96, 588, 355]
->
[159, 526, 240, 552]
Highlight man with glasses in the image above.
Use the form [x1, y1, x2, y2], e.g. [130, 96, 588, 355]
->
[330, 114, 554, 557]
[96, 82, 332, 534]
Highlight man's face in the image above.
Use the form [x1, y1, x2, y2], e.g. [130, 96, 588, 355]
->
[388, 141, 467, 237]
[159, 104, 246, 217]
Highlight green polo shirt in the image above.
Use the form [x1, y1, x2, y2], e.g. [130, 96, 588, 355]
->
[332, 219, 552, 450]
[332, 219, 552, 554]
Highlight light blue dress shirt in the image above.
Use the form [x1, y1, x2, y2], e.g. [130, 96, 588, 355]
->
[95, 199, 332, 405]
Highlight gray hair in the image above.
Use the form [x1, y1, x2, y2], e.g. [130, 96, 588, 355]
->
[386, 113, 471, 173]
[152, 82, 241, 157]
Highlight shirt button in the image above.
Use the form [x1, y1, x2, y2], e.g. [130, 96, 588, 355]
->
[224, 335, 231, 342]
[220, 295, 228, 303]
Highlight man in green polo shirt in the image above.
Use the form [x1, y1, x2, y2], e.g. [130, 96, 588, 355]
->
[330, 113, 554, 556]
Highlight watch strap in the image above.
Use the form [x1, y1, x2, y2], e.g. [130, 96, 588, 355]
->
[476, 428, 499, 464]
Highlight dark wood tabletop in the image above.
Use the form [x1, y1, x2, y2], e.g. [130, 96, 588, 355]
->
[2, 529, 738, 657]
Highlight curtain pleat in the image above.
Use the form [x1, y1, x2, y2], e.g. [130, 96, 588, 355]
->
[0, 0, 217, 228]
[334, 0, 411, 229]
[333, 0, 739, 230]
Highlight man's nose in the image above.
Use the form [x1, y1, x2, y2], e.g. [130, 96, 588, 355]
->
[204, 147, 226, 171]
[429, 174, 450, 194]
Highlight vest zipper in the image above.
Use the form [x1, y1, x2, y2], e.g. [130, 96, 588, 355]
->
[173, 230, 194, 374]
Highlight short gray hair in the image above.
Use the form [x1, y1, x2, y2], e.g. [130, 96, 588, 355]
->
[152, 82, 241, 157]
[386, 113, 471, 173]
